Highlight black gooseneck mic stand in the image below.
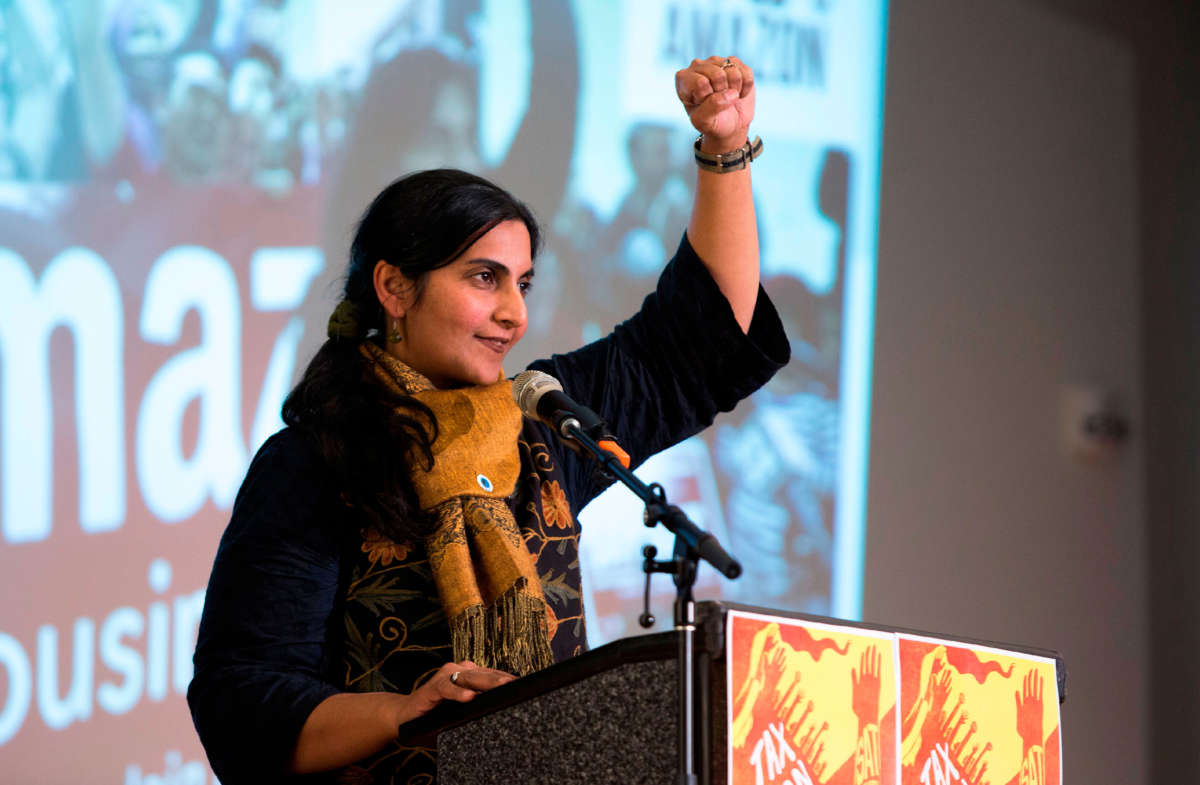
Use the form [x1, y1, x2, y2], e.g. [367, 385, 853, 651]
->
[554, 416, 741, 785]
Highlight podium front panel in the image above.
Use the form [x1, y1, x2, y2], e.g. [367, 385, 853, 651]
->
[438, 657, 678, 785]
[418, 603, 1064, 785]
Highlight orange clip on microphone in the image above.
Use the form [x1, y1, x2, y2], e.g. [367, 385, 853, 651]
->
[597, 439, 631, 469]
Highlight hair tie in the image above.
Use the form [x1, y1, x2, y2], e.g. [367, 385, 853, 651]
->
[327, 299, 366, 339]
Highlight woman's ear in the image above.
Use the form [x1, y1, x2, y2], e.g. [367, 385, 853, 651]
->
[372, 260, 414, 317]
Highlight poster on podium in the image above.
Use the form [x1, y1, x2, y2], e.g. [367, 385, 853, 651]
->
[727, 609, 897, 785]
[896, 634, 1061, 785]
[726, 610, 1062, 785]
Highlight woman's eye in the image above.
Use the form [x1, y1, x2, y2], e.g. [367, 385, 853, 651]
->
[475, 270, 495, 285]
[519, 280, 532, 296]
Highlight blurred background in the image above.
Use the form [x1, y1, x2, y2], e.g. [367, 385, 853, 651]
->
[0, 0, 1195, 783]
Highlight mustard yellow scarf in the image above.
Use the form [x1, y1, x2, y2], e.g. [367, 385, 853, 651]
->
[361, 343, 554, 676]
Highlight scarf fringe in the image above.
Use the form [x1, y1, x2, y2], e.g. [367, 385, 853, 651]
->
[449, 580, 555, 676]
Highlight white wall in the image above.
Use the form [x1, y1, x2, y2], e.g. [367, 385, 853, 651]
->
[867, 1, 1147, 783]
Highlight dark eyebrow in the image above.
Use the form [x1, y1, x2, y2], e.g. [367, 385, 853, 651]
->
[465, 258, 535, 279]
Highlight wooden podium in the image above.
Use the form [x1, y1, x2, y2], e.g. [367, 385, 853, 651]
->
[399, 601, 1067, 785]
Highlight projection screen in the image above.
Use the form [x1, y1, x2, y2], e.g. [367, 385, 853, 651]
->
[0, 0, 887, 780]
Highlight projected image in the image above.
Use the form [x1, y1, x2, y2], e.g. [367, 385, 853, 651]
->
[0, 0, 886, 781]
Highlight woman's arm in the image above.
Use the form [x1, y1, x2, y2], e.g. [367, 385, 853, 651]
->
[62, 0, 127, 168]
[290, 663, 514, 773]
[496, 0, 579, 215]
[677, 56, 760, 333]
[190, 431, 515, 781]
[526, 57, 784, 509]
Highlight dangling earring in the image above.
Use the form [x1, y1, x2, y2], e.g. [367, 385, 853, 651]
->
[387, 316, 403, 344]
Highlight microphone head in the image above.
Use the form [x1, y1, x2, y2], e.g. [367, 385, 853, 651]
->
[512, 370, 563, 419]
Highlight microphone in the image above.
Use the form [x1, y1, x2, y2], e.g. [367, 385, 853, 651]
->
[512, 370, 604, 436]
[512, 370, 630, 468]
[513, 372, 737, 578]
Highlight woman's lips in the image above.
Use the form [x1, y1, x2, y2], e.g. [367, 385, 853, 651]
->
[476, 336, 509, 353]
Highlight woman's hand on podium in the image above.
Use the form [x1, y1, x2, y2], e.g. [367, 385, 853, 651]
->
[406, 660, 518, 718]
[289, 661, 515, 774]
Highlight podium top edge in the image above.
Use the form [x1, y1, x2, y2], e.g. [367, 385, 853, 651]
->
[397, 630, 680, 740]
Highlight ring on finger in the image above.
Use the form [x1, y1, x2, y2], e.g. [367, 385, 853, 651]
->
[450, 671, 461, 686]
[721, 57, 735, 69]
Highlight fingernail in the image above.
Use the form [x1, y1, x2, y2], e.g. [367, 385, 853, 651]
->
[724, 89, 739, 100]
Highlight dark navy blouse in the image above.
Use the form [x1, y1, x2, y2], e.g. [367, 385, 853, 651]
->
[188, 234, 789, 783]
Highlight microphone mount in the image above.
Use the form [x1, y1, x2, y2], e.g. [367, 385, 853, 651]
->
[549, 412, 740, 785]
[515, 368, 740, 785]
[556, 420, 739, 785]
[556, 420, 741, 582]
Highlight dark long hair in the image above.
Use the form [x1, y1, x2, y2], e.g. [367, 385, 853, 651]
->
[283, 169, 541, 542]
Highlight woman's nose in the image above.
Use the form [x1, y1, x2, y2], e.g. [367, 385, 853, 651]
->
[494, 281, 527, 329]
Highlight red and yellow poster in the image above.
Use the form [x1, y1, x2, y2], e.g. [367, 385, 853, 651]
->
[897, 635, 1061, 785]
[728, 611, 897, 785]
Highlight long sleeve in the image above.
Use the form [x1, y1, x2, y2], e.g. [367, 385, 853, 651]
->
[527, 231, 789, 512]
[188, 429, 344, 784]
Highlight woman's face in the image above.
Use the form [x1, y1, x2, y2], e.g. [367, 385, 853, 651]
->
[386, 220, 533, 388]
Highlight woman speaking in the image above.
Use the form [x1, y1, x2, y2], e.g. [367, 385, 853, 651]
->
[188, 55, 788, 784]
